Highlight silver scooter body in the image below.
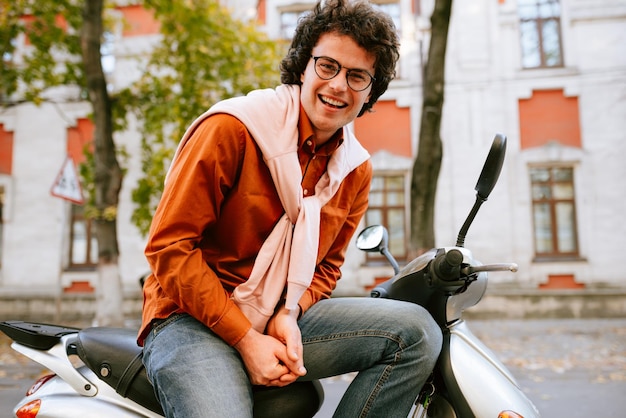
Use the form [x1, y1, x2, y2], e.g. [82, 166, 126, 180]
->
[368, 246, 540, 418]
[9, 334, 161, 417]
[363, 134, 541, 417]
[427, 248, 539, 418]
[440, 319, 539, 418]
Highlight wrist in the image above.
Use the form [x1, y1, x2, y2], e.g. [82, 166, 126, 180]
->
[285, 305, 300, 320]
[233, 326, 257, 352]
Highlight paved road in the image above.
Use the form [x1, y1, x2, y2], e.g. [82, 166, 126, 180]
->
[2, 319, 625, 417]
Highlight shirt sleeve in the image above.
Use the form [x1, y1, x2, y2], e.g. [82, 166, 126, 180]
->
[144, 114, 252, 346]
[297, 160, 373, 313]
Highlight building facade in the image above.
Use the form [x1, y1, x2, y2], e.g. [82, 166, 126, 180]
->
[1, 0, 625, 320]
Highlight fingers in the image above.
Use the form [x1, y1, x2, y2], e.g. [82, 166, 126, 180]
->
[265, 306, 307, 377]
[276, 346, 306, 377]
[282, 322, 306, 376]
[268, 365, 300, 386]
[266, 371, 299, 387]
[249, 362, 288, 386]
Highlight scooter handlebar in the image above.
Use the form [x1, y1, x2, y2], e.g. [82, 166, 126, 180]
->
[431, 249, 464, 281]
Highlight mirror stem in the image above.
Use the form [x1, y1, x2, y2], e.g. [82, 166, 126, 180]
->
[381, 247, 401, 275]
[455, 194, 487, 247]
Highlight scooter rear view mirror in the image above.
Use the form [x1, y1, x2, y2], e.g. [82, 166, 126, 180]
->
[456, 133, 508, 247]
[356, 225, 387, 252]
[475, 133, 507, 200]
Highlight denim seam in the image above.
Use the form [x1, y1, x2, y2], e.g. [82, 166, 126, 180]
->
[302, 329, 406, 346]
[360, 355, 396, 418]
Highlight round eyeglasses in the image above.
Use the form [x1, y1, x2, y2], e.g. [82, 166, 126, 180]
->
[311, 56, 375, 92]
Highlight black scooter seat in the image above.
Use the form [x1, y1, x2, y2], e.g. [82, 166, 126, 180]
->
[76, 327, 323, 418]
[76, 327, 164, 414]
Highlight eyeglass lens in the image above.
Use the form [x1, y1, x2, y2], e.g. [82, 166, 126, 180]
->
[313, 56, 373, 91]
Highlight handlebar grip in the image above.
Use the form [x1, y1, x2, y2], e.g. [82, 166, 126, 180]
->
[431, 249, 463, 280]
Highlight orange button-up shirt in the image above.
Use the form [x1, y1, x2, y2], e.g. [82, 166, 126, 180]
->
[139, 106, 372, 346]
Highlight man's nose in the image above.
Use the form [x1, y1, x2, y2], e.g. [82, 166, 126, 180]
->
[327, 70, 349, 91]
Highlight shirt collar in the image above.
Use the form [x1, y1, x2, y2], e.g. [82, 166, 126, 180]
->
[298, 105, 344, 156]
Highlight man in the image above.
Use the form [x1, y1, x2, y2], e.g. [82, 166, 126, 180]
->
[139, 0, 442, 416]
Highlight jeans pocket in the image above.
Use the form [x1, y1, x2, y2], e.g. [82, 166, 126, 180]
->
[151, 312, 187, 337]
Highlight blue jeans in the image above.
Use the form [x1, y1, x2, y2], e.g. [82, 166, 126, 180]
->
[142, 297, 442, 418]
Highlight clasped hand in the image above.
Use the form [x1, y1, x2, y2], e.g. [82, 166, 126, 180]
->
[234, 305, 307, 387]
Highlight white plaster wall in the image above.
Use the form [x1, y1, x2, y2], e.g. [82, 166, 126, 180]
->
[1, 0, 624, 300]
[1, 102, 69, 292]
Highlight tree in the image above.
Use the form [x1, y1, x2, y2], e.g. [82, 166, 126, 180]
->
[127, 0, 282, 234]
[409, 0, 452, 256]
[81, 0, 125, 326]
[1, 0, 281, 325]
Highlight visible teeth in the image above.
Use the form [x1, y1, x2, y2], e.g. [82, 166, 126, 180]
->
[321, 95, 344, 107]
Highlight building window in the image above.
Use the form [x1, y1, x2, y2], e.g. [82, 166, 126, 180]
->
[365, 173, 407, 261]
[279, 1, 401, 40]
[69, 204, 98, 269]
[279, 7, 311, 39]
[372, 1, 401, 35]
[518, 0, 563, 68]
[371, 1, 401, 78]
[530, 166, 578, 258]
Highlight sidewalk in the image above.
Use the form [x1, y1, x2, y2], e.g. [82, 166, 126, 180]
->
[468, 318, 626, 417]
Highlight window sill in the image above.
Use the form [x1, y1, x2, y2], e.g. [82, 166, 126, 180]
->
[532, 255, 587, 263]
[515, 65, 579, 79]
[65, 265, 97, 272]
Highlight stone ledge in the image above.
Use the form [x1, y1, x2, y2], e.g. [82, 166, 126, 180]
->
[466, 287, 626, 319]
[0, 293, 143, 324]
[2, 287, 626, 322]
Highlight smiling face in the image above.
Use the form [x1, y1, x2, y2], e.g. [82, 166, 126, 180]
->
[300, 32, 376, 145]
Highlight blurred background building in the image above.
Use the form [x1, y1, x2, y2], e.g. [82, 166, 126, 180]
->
[1, 0, 624, 321]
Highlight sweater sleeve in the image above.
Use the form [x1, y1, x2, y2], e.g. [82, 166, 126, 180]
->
[144, 114, 252, 346]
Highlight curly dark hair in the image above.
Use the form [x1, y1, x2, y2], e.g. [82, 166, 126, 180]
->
[280, 0, 400, 117]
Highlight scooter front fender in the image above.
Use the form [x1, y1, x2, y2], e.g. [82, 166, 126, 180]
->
[442, 321, 540, 418]
[12, 367, 162, 418]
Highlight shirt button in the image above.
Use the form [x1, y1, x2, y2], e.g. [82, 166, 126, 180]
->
[307, 140, 313, 146]
[303, 189, 309, 196]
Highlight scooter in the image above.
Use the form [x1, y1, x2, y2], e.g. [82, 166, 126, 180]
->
[356, 134, 540, 418]
[1, 133, 539, 417]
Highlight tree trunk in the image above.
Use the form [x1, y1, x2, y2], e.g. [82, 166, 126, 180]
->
[409, 0, 452, 257]
[81, 0, 125, 327]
